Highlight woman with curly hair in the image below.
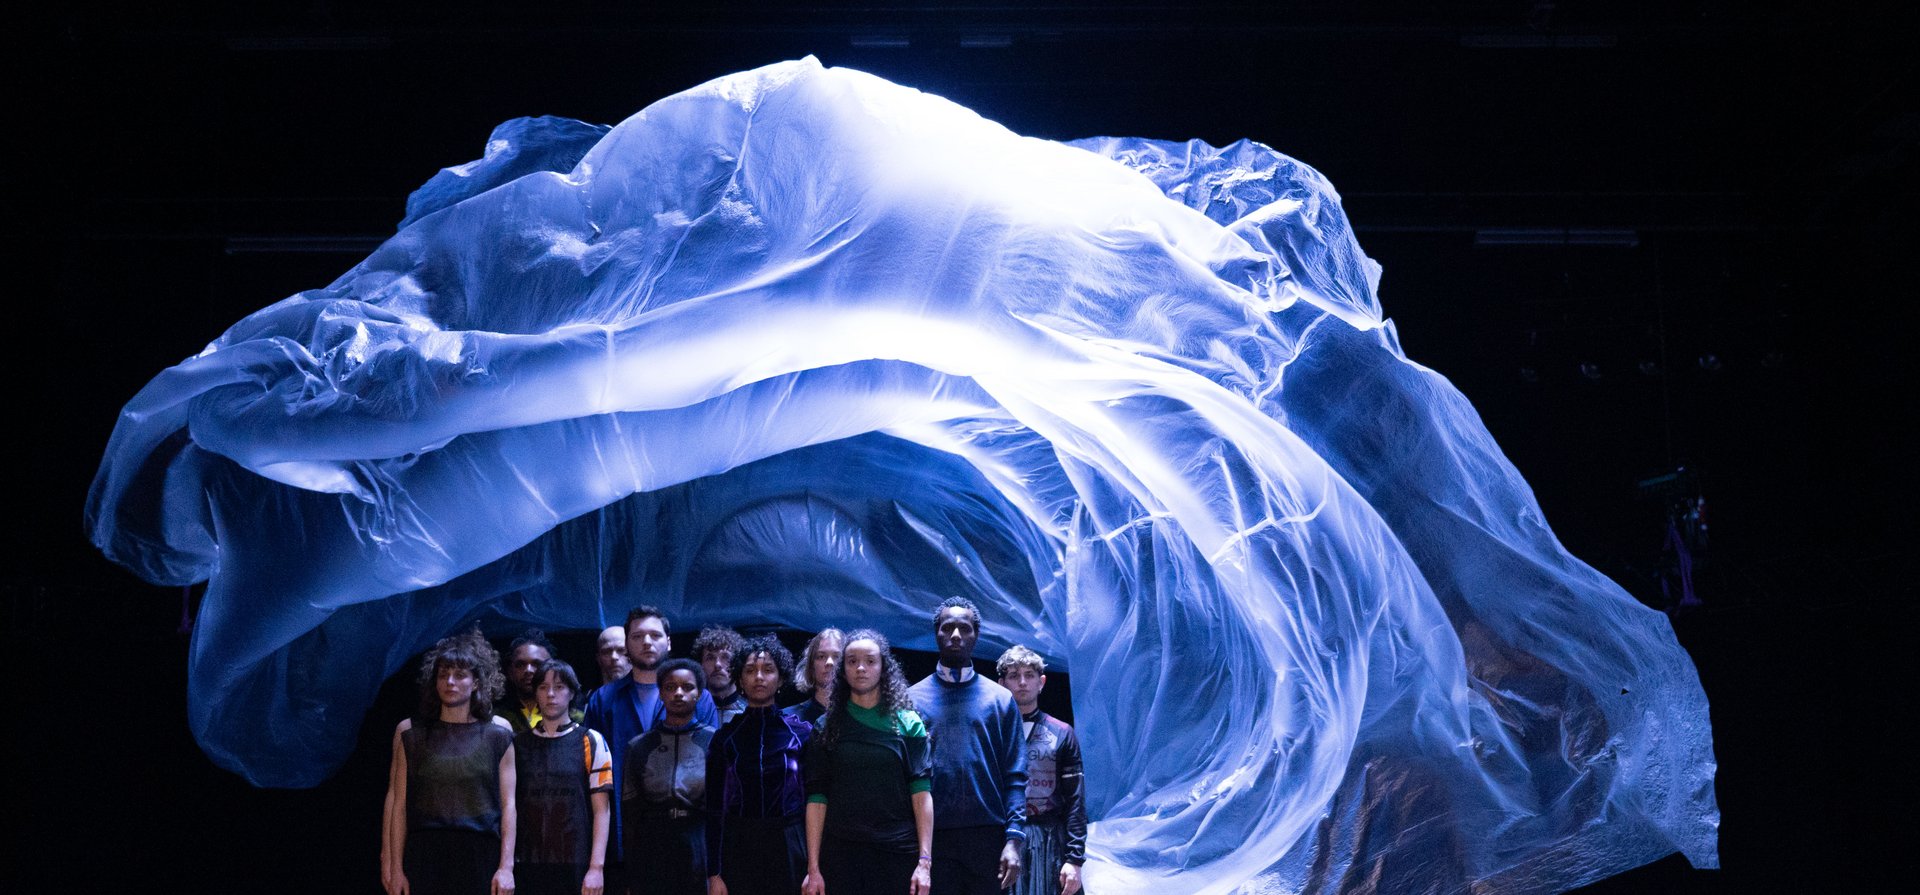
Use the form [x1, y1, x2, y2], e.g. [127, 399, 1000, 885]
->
[382, 627, 519, 895]
[706, 636, 813, 895]
[801, 630, 934, 895]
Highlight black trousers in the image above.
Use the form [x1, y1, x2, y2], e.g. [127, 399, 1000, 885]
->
[820, 835, 920, 895]
[930, 825, 1011, 895]
[715, 816, 806, 895]
[404, 828, 499, 895]
[625, 815, 706, 895]
[517, 862, 586, 895]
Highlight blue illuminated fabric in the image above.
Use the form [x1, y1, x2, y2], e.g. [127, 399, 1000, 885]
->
[87, 58, 1718, 893]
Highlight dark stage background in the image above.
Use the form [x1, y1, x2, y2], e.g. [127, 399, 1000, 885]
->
[11, 2, 1908, 892]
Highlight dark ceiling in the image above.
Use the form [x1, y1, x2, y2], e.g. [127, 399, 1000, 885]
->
[15, 1, 1912, 891]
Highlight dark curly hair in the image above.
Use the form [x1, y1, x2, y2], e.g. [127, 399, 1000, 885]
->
[692, 625, 745, 662]
[819, 628, 915, 749]
[731, 635, 795, 688]
[415, 626, 507, 723]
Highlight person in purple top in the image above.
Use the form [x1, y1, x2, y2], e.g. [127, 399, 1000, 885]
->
[908, 596, 1028, 895]
[583, 606, 719, 894]
[705, 636, 813, 895]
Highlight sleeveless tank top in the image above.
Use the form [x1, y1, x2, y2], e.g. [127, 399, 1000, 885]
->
[515, 725, 594, 866]
[403, 719, 513, 834]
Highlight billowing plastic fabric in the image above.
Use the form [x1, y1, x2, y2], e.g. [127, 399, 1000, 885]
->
[88, 58, 1717, 893]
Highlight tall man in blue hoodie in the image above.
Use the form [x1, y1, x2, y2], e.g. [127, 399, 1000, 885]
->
[909, 596, 1028, 893]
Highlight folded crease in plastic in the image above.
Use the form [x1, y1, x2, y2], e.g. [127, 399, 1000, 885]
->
[87, 58, 1716, 893]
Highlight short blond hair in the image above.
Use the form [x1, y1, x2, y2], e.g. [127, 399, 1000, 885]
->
[995, 644, 1045, 677]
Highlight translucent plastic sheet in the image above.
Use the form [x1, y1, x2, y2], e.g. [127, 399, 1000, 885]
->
[87, 58, 1717, 893]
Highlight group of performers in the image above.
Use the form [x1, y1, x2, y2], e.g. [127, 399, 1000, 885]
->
[381, 597, 1088, 895]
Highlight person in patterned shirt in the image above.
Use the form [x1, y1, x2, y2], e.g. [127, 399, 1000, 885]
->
[515, 659, 614, 895]
[997, 646, 1086, 895]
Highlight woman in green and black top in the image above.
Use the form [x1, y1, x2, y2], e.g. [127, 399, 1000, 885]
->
[801, 629, 934, 895]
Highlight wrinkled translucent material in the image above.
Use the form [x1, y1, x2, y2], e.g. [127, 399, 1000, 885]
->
[88, 59, 1717, 893]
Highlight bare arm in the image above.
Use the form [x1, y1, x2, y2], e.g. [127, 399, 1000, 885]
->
[383, 721, 411, 895]
[492, 741, 516, 895]
[801, 801, 827, 895]
[585, 790, 609, 895]
[910, 789, 934, 895]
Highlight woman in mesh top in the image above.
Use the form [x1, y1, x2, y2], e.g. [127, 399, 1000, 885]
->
[382, 627, 519, 895]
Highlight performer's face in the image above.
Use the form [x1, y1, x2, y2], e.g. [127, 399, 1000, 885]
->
[659, 668, 702, 721]
[596, 627, 631, 682]
[936, 607, 979, 665]
[809, 638, 843, 690]
[999, 665, 1045, 712]
[843, 640, 884, 696]
[627, 616, 669, 671]
[435, 662, 476, 709]
[701, 648, 735, 692]
[739, 651, 783, 706]
[510, 644, 551, 698]
[535, 670, 574, 720]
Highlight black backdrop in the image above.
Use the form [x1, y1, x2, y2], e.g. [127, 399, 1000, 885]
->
[12, 2, 1908, 892]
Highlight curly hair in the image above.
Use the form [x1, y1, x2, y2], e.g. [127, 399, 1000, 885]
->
[731, 635, 795, 687]
[415, 626, 507, 723]
[692, 625, 745, 662]
[932, 595, 982, 631]
[793, 628, 846, 694]
[819, 628, 915, 749]
[995, 644, 1046, 678]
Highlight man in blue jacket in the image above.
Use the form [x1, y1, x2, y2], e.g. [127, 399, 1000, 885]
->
[909, 596, 1028, 894]
[585, 605, 719, 895]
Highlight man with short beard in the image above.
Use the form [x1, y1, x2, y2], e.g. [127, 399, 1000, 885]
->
[693, 625, 747, 726]
[907, 596, 1027, 895]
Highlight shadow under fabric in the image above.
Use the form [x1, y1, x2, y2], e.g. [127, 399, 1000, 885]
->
[88, 58, 1718, 895]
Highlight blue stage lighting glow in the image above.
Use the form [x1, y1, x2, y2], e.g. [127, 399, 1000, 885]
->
[87, 58, 1717, 894]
